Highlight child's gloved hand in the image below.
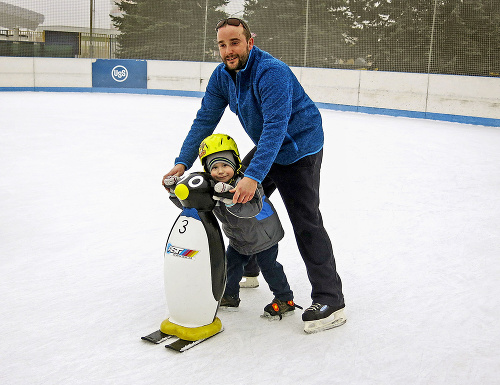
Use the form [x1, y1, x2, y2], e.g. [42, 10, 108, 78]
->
[214, 182, 234, 193]
[214, 182, 235, 206]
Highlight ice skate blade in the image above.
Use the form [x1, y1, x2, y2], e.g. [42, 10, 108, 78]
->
[260, 310, 294, 321]
[239, 276, 259, 288]
[218, 306, 239, 312]
[304, 308, 346, 334]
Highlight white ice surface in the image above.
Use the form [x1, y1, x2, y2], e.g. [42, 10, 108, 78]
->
[1, 92, 499, 385]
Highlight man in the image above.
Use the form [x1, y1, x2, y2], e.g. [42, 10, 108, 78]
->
[163, 18, 345, 333]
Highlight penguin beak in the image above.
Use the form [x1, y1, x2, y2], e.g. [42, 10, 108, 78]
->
[174, 184, 190, 200]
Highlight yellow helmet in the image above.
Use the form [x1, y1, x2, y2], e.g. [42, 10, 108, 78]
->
[199, 133, 241, 172]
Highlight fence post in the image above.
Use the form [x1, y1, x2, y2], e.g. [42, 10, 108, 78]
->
[303, 0, 309, 67]
[203, 0, 208, 61]
[427, 0, 438, 74]
[89, 0, 95, 58]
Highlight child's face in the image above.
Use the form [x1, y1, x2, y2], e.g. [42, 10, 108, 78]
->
[210, 162, 235, 183]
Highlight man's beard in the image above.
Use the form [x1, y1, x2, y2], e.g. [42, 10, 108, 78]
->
[224, 50, 249, 71]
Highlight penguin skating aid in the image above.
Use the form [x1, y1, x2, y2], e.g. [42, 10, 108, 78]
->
[141, 172, 226, 352]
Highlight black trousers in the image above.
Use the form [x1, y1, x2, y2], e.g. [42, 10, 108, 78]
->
[242, 147, 344, 307]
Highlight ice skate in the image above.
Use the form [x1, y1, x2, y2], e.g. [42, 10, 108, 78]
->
[219, 295, 240, 312]
[239, 276, 259, 288]
[302, 303, 346, 333]
[261, 298, 302, 320]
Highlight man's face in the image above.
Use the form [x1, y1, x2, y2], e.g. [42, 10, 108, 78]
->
[217, 25, 254, 71]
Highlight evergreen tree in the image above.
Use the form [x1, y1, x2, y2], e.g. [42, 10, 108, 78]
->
[335, 0, 500, 75]
[434, 0, 500, 76]
[244, 0, 350, 67]
[111, 0, 228, 61]
[110, 0, 500, 75]
[244, 0, 307, 66]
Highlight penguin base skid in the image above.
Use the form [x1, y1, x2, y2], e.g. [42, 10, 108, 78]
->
[160, 317, 223, 353]
[141, 330, 175, 344]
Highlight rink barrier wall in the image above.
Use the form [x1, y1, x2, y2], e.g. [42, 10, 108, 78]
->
[0, 57, 499, 127]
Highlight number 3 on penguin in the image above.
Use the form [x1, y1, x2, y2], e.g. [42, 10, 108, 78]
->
[178, 219, 188, 234]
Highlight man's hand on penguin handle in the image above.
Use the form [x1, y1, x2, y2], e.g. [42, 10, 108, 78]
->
[163, 175, 180, 192]
[163, 164, 186, 189]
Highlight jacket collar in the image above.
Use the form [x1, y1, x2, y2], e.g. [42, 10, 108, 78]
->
[240, 45, 258, 73]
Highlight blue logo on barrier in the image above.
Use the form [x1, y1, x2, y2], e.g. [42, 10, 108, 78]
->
[111, 65, 128, 82]
[92, 59, 146, 88]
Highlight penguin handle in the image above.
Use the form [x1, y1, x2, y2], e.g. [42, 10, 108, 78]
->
[163, 175, 180, 191]
[213, 182, 234, 205]
[214, 182, 234, 193]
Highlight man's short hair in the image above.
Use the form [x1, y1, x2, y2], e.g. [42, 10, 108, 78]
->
[215, 18, 252, 41]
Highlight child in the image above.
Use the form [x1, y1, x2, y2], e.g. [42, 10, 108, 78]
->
[168, 133, 299, 319]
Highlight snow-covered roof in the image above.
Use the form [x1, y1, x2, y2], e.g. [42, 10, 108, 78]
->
[0, 1, 44, 30]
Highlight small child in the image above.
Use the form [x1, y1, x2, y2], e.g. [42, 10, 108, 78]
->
[169, 133, 299, 319]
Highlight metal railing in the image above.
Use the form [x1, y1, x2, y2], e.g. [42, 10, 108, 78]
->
[0, 29, 116, 59]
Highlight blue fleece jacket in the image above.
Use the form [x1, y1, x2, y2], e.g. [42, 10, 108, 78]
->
[174, 46, 324, 183]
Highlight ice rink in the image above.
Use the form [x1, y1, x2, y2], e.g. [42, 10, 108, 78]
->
[1, 91, 499, 384]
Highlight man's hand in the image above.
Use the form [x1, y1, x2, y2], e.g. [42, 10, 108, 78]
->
[231, 177, 257, 204]
[162, 164, 186, 187]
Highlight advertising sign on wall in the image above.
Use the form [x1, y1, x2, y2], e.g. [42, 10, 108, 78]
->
[92, 59, 147, 88]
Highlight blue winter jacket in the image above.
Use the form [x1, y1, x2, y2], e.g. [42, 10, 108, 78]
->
[174, 46, 324, 183]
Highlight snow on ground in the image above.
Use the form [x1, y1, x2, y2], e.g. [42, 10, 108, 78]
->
[1, 92, 499, 385]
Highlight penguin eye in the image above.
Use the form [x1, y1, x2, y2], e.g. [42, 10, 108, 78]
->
[188, 175, 204, 189]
